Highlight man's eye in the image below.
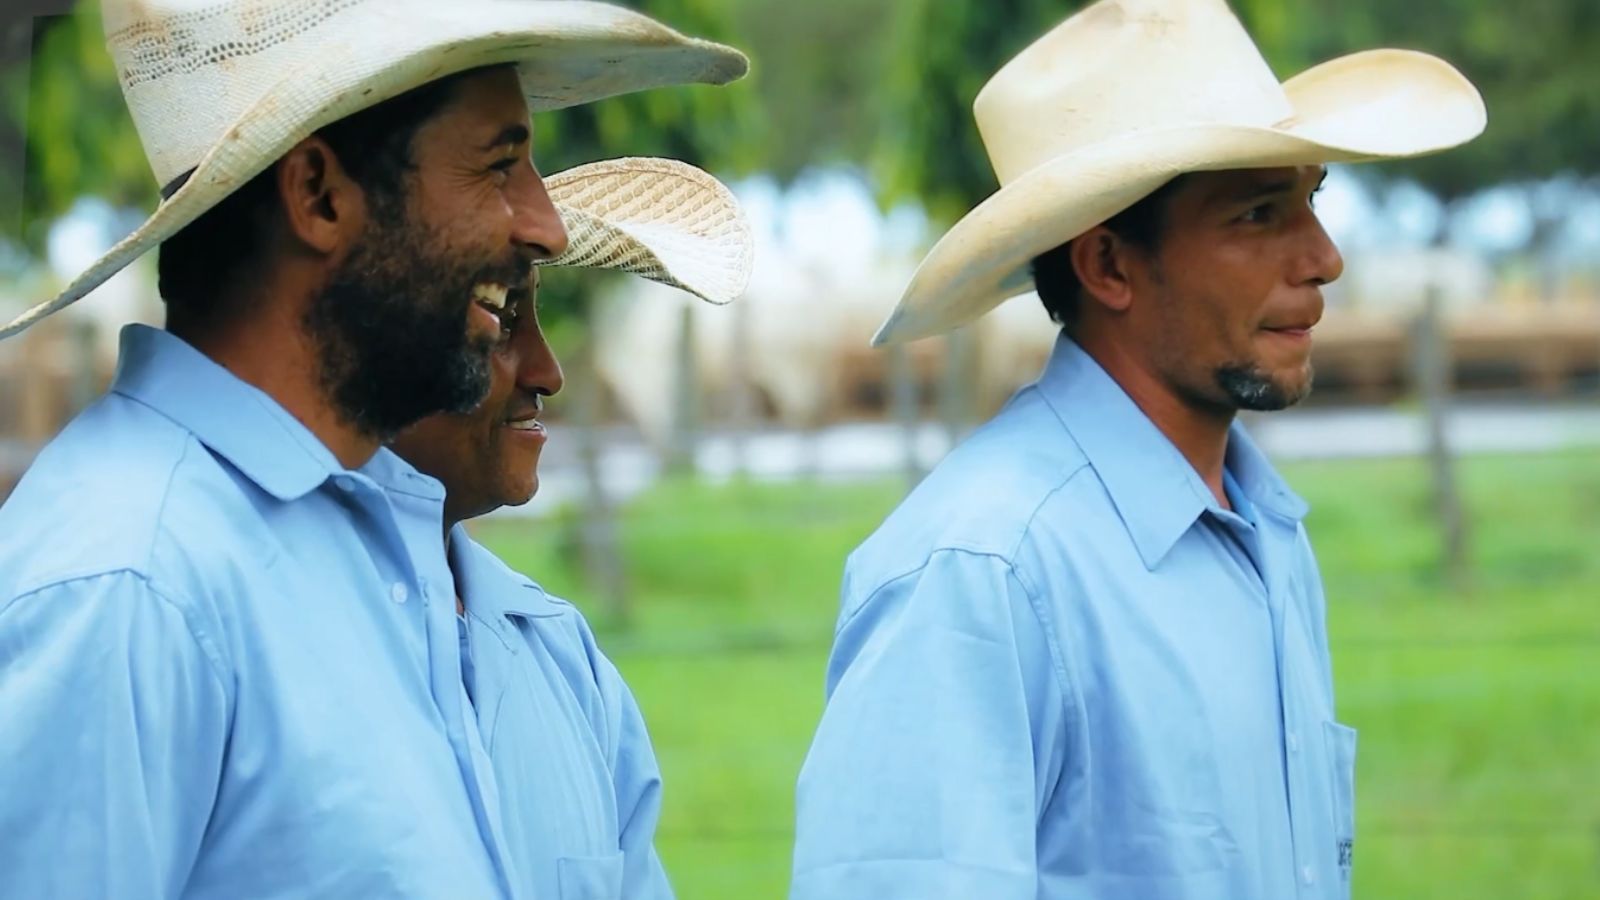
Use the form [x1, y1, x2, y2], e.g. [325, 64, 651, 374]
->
[1240, 204, 1274, 224]
[490, 158, 517, 179]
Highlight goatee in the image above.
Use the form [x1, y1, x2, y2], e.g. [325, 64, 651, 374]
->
[1214, 363, 1313, 411]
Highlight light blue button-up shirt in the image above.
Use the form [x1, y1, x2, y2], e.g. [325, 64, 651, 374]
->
[449, 529, 673, 899]
[793, 335, 1357, 900]
[0, 326, 517, 898]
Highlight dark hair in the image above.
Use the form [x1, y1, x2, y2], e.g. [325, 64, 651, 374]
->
[157, 66, 498, 324]
[1030, 174, 1187, 329]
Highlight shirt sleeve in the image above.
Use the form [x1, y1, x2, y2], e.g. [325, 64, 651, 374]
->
[792, 549, 1068, 900]
[0, 571, 231, 898]
[586, 628, 675, 900]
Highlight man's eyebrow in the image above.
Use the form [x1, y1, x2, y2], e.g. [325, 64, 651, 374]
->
[1230, 178, 1297, 204]
[1223, 167, 1327, 205]
[479, 124, 530, 152]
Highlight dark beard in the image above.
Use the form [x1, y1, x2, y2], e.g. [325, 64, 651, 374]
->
[304, 210, 515, 442]
[1215, 362, 1313, 411]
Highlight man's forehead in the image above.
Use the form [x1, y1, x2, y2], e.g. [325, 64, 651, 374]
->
[428, 66, 533, 144]
[1191, 165, 1327, 202]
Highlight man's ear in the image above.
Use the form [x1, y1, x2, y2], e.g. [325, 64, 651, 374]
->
[275, 135, 364, 256]
[1070, 225, 1139, 315]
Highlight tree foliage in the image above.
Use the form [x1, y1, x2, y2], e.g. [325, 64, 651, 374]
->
[1, 0, 765, 259]
[1295, 0, 1600, 203]
[3, 2, 150, 252]
[870, 0, 1599, 224]
[531, 0, 764, 177]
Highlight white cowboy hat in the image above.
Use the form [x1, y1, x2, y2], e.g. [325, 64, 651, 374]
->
[544, 156, 752, 304]
[871, 0, 1487, 346]
[0, 0, 749, 340]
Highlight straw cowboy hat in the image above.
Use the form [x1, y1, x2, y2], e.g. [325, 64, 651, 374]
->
[871, 0, 1487, 346]
[544, 156, 752, 304]
[0, 0, 749, 340]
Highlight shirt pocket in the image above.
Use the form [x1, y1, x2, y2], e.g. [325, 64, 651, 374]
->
[557, 853, 625, 900]
[1323, 721, 1358, 890]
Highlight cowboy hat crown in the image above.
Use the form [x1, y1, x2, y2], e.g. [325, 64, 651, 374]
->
[978, 0, 1291, 185]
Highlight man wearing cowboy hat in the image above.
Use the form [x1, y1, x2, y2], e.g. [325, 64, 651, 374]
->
[0, 1, 744, 897]
[386, 156, 752, 900]
[793, 1, 1484, 898]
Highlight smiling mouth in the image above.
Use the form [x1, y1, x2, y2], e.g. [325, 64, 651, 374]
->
[504, 394, 544, 433]
[471, 281, 509, 315]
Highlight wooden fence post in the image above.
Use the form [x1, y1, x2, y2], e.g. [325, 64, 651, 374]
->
[889, 342, 921, 489]
[664, 303, 699, 477]
[574, 299, 632, 628]
[1413, 287, 1470, 588]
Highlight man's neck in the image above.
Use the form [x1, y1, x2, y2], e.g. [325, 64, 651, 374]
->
[443, 524, 467, 617]
[1077, 334, 1234, 510]
[173, 309, 381, 470]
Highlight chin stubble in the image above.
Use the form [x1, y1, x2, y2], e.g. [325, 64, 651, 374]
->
[1214, 362, 1314, 412]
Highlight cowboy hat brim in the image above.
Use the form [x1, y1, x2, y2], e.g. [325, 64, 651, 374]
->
[1, 1, 748, 340]
[544, 157, 753, 304]
[872, 49, 1487, 346]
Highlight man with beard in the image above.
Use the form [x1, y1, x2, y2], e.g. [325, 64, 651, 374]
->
[387, 156, 752, 900]
[0, 2, 744, 896]
[791, 2, 1485, 899]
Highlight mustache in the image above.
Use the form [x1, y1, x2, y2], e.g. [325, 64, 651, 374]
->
[478, 253, 538, 294]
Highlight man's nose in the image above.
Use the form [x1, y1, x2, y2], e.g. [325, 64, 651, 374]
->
[1297, 213, 1345, 287]
[508, 169, 569, 261]
[514, 324, 563, 400]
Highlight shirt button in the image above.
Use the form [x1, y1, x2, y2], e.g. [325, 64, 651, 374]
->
[390, 582, 409, 604]
[1287, 731, 1300, 753]
[335, 476, 355, 493]
[1301, 865, 1315, 885]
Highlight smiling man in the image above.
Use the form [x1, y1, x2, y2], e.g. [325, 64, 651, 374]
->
[0, 2, 744, 897]
[792, 1, 1485, 899]
[389, 156, 752, 899]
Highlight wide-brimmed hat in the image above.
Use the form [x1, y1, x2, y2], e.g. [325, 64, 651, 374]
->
[871, 0, 1486, 346]
[545, 157, 752, 303]
[0, 0, 748, 340]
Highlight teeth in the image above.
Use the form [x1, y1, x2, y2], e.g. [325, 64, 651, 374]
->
[472, 283, 509, 311]
[506, 419, 542, 431]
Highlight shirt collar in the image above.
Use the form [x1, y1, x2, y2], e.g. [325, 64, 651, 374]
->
[109, 324, 439, 502]
[1224, 416, 1309, 522]
[448, 525, 566, 621]
[1034, 334, 1307, 569]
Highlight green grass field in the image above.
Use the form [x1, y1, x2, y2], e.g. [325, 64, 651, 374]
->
[472, 450, 1600, 899]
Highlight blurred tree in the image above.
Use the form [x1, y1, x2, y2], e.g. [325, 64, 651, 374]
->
[1301, 0, 1599, 205]
[532, 0, 763, 176]
[1298, 0, 1599, 294]
[2, 0, 764, 261]
[719, 0, 895, 183]
[871, 0, 1599, 227]
[3, 1, 149, 253]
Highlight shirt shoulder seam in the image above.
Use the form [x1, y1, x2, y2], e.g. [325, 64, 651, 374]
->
[6, 569, 233, 694]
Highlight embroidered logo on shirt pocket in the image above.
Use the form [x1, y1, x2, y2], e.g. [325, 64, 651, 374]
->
[1323, 721, 1358, 887]
[557, 852, 625, 900]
